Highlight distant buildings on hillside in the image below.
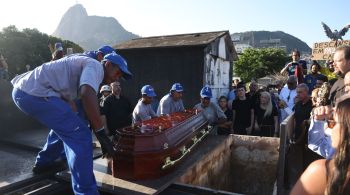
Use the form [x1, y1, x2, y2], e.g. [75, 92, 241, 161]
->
[231, 33, 287, 54]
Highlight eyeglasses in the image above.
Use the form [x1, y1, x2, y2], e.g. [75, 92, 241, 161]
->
[326, 119, 338, 129]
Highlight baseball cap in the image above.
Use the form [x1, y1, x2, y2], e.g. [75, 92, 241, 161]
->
[100, 85, 111, 93]
[98, 45, 115, 56]
[103, 53, 133, 80]
[170, 83, 183, 92]
[200, 86, 213, 98]
[55, 42, 63, 51]
[84, 51, 98, 59]
[141, 85, 157, 97]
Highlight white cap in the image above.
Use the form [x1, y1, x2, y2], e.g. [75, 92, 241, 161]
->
[100, 85, 111, 93]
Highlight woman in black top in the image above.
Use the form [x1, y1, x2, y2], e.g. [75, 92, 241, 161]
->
[253, 91, 279, 137]
[217, 96, 233, 135]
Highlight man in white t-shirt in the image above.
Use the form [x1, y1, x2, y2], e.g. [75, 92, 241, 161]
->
[279, 75, 297, 121]
[132, 85, 158, 124]
[11, 52, 132, 195]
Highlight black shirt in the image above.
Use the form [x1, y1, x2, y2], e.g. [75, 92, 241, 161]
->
[254, 105, 278, 127]
[217, 108, 233, 135]
[100, 95, 133, 134]
[223, 108, 233, 122]
[328, 77, 345, 106]
[232, 98, 253, 128]
[293, 99, 313, 139]
[246, 92, 259, 107]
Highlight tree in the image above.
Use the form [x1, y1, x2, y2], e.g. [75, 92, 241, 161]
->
[234, 48, 289, 82]
[0, 25, 84, 78]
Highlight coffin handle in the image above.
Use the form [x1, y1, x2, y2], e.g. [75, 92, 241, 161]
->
[161, 127, 211, 170]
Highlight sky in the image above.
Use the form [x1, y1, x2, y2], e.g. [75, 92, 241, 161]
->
[0, 0, 349, 48]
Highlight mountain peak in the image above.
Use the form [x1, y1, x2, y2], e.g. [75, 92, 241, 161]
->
[62, 4, 88, 20]
[52, 4, 138, 50]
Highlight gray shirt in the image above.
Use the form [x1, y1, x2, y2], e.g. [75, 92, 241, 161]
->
[193, 102, 226, 124]
[11, 55, 103, 100]
[157, 93, 185, 115]
[132, 99, 158, 123]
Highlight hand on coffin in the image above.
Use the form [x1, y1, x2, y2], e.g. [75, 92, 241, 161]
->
[95, 128, 116, 159]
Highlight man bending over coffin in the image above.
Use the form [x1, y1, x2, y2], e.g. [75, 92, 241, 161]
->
[11, 52, 132, 194]
[193, 86, 226, 126]
[157, 83, 185, 115]
[132, 85, 158, 124]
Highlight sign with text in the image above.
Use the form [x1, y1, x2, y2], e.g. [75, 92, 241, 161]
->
[312, 40, 350, 60]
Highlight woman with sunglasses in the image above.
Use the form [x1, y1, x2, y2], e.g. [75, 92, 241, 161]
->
[291, 95, 350, 195]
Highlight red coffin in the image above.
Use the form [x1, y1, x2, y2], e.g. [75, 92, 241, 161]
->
[111, 109, 210, 180]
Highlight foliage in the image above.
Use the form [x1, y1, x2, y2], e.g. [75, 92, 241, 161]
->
[234, 48, 289, 82]
[0, 25, 84, 77]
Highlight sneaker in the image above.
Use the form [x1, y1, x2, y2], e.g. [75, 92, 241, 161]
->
[32, 161, 67, 174]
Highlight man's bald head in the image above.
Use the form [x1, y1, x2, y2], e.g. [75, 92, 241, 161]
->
[287, 75, 297, 90]
[287, 75, 297, 83]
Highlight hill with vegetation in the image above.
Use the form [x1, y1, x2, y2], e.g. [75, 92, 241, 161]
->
[0, 25, 83, 77]
[53, 4, 139, 50]
[231, 31, 311, 54]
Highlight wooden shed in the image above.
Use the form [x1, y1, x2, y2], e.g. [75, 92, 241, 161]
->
[115, 31, 237, 107]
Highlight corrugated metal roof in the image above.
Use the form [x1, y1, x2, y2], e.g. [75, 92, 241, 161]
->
[115, 31, 229, 49]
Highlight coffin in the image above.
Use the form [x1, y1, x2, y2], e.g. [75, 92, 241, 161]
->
[111, 109, 210, 180]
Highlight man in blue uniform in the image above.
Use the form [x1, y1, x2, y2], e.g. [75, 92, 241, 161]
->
[84, 45, 115, 61]
[11, 52, 132, 195]
[193, 86, 226, 125]
[132, 85, 158, 124]
[157, 83, 185, 115]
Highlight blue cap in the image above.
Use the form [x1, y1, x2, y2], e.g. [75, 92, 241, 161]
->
[200, 86, 212, 98]
[141, 85, 157, 97]
[84, 51, 98, 59]
[103, 53, 133, 80]
[55, 42, 63, 51]
[170, 83, 183, 92]
[98, 45, 115, 56]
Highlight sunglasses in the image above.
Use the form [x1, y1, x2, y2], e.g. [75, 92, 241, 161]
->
[326, 119, 338, 129]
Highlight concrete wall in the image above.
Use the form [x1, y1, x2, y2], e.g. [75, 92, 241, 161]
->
[178, 135, 280, 195]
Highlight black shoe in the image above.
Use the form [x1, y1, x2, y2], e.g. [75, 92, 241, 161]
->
[32, 161, 67, 174]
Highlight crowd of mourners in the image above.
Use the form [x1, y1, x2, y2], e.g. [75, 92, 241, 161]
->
[287, 46, 350, 195]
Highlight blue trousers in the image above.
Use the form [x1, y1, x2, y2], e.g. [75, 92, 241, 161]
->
[12, 88, 98, 195]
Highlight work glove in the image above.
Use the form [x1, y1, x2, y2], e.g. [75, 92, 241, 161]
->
[95, 128, 116, 159]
